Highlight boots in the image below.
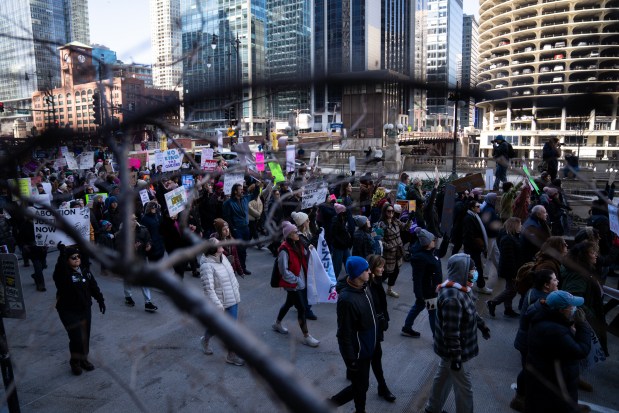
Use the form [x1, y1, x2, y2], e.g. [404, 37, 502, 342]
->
[69, 359, 82, 376]
[377, 384, 396, 402]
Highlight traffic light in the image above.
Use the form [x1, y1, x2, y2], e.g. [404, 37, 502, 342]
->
[0, 102, 4, 113]
[92, 92, 101, 125]
[228, 105, 236, 123]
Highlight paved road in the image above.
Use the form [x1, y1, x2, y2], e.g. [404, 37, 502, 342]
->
[3, 246, 619, 413]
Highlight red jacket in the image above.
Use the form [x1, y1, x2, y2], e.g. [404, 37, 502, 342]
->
[278, 241, 308, 289]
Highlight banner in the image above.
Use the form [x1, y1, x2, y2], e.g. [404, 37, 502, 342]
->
[33, 207, 90, 247]
[301, 181, 329, 209]
[164, 186, 188, 216]
[162, 149, 182, 172]
[60, 146, 69, 156]
[268, 162, 286, 184]
[286, 144, 296, 173]
[307, 247, 338, 305]
[223, 173, 245, 195]
[255, 152, 265, 172]
[317, 231, 336, 284]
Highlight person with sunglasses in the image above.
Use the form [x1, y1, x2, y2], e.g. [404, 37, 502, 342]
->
[53, 244, 106, 376]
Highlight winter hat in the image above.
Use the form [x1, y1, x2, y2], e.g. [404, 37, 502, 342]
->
[354, 215, 368, 228]
[546, 290, 584, 310]
[334, 203, 346, 214]
[214, 182, 224, 190]
[137, 179, 148, 189]
[58, 183, 68, 192]
[107, 196, 118, 205]
[543, 187, 559, 197]
[145, 201, 158, 210]
[345, 256, 369, 280]
[99, 220, 112, 228]
[472, 187, 483, 196]
[63, 245, 80, 259]
[495, 135, 505, 141]
[393, 204, 402, 214]
[213, 218, 228, 233]
[414, 227, 435, 247]
[291, 211, 309, 227]
[282, 221, 298, 239]
[484, 192, 497, 205]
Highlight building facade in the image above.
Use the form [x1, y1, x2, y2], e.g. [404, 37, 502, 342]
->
[412, 0, 428, 132]
[150, 0, 182, 91]
[461, 14, 479, 129]
[477, 0, 619, 159]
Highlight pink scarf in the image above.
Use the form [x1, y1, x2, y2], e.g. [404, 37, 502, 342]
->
[436, 279, 471, 293]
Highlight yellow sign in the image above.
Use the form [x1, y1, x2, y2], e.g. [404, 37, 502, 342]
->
[227, 128, 235, 137]
[160, 135, 167, 151]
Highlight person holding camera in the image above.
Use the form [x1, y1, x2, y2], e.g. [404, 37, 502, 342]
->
[542, 137, 562, 181]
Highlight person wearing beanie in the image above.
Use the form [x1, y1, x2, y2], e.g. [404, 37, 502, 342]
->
[330, 256, 377, 412]
[211, 218, 244, 277]
[272, 220, 320, 348]
[53, 244, 105, 376]
[376, 203, 409, 298]
[352, 215, 373, 259]
[540, 186, 565, 236]
[331, 202, 353, 278]
[293, 211, 319, 320]
[401, 227, 442, 338]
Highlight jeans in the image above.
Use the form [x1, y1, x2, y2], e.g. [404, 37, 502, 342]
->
[232, 225, 250, 270]
[404, 297, 437, 335]
[58, 308, 92, 362]
[332, 248, 350, 279]
[494, 163, 507, 190]
[123, 281, 152, 303]
[204, 304, 238, 339]
[426, 357, 474, 413]
[331, 358, 372, 412]
[276, 290, 308, 335]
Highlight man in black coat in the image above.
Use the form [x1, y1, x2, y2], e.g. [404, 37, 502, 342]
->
[462, 200, 492, 294]
[520, 205, 551, 264]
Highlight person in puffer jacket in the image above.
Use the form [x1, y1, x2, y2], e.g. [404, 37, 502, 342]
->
[330, 256, 377, 413]
[425, 253, 491, 413]
[199, 238, 244, 366]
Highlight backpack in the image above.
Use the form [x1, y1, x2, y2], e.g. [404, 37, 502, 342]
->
[270, 258, 280, 288]
[514, 261, 536, 295]
[507, 142, 517, 159]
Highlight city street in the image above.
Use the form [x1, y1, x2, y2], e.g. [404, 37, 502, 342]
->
[3, 246, 619, 413]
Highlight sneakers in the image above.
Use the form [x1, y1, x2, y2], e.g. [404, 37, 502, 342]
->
[401, 327, 421, 338]
[80, 360, 95, 371]
[504, 309, 520, 318]
[486, 300, 496, 317]
[474, 286, 493, 295]
[386, 288, 400, 298]
[272, 322, 289, 335]
[145, 302, 158, 312]
[200, 336, 213, 355]
[125, 297, 135, 307]
[225, 353, 245, 366]
[303, 335, 320, 347]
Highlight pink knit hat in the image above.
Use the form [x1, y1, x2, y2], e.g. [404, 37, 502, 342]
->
[282, 221, 298, 239]
[334, 203, 346, 214]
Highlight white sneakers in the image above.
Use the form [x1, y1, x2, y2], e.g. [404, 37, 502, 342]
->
[272, 322, 289, 334]
[303, 335, 320, 347]
[200, 336, 213, 355]
[474, 286, 493, 295]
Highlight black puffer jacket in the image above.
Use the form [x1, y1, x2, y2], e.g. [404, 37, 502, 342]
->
[336, 283, 377, 361]
[367, 278, 389, 342]
[53, 263, 104, 312]
[331, 215, 352, 250]
[497, 229, 521, 280]
[410, 242, 443, 299]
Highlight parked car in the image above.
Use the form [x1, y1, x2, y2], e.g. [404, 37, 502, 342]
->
[540, 66, 550, 72]
[512, 70, 521, 75]
[553, 65, 564, 71]
[552, 88, 563, 94]
[523, 90, 532, 95]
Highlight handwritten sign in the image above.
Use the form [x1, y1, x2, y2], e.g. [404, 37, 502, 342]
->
[139, 189, 150, 206]
[223, 173, 245, 196]
[162, 149, 182, 172]
[309, 152, 316, 168]
[268, 162, 286, 184]
[485, 168, 494, 190]
[164, 186, 188, 216]
[64, 153, 78, 170]
[255, 152, 265, 172]
[85, 193, 108, 208]
[152, 152, 164, 168]
[33, 207, 90, 247]
[302, 181, 329, 209]
[77, 151, 95, 169]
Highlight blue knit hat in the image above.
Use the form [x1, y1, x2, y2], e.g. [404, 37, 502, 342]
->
[346, 256, 369, 280]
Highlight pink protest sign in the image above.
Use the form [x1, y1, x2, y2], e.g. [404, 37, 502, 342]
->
[255, 152, 265, 171]
[128, 158, 141, 169]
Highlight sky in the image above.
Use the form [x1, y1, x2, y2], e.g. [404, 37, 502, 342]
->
[89, 0, 480, 65]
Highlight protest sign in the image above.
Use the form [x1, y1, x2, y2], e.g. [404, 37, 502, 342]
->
[139, 190, 150, 206]
[309, 151, 316, 168]
[268, 162, 286, 184]
[255, 152, 265, 172]
[609, 205, 619, 236]
[307, 248, 338, 305]
[64, 153, 78, 170]
[223, 173, 245, 195]
[54, 157, 67, 170]
[349, 156, 356, 172]
[33, 207, 90, 247]
[164, 186, 188, 216]
[286, 145, 295, 173]
[395, 199, 416, 212]
[128, 158, 141, 170]
[162, 149, 182, 172]
[485, 168, 494, 190]
[17, 178, 33, 198]
[202, 148, 214, 160]
[217, 131, 223, 152]
[0, 253, 27, 319]
[78, 151, 95, 169]
[301, 181, 329, 209]
[152, 152, 164, 169]
[182, 175, 195, 193]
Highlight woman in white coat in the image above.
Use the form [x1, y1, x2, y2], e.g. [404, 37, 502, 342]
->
[199, 238, 243, 366]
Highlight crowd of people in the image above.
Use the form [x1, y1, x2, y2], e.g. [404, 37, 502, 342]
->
[0, 143, 616, 413]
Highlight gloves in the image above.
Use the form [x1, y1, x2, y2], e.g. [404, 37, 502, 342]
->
[480, 326, 491, 340]
[450, 360, 462, 371]
[98, 301, 106, 314]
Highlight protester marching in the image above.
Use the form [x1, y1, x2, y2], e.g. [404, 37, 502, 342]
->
[1, 139, 618, 413]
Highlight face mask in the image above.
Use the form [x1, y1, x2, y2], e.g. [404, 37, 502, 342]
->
[469, 270, 478, 284]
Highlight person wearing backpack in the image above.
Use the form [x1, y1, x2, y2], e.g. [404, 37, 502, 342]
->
[542, 137, 562, 181]
[492, 135, 512, 191]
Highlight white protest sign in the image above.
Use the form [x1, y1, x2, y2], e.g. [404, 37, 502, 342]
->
[203, 148, 214, 160]
[64, 153, 78, 170]
[201, 148, 217, 171]
[54, 157, 67, 170]
[33, 207, 90, 247]
[162, 149, 182, 172]
[485, 168, 494, 190]
[223, 173, 245, 196]
[309, 151, 316, 168]
[307, 247, 338, 305]
[139, 189, 150, 206]
[29, 194, 51, 207]
[302, 181, 329, 210]
[164, 186, 188, 216]
[152, 152, 164, 168]
[286, 144, 296, 173]
[317, 231, 336, 284]
[41, 183, 52, 198]
[349, 156, 356, 172]
[77, 151, 95, 170]
[609, 205, 619, 236]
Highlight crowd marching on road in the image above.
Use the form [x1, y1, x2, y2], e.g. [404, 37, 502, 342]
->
[1, 139, 618, 413]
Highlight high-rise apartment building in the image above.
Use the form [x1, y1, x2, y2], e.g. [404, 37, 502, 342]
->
[150, 0, 182, 91]
[180, 0, 268, 135]
[425, 0, 463, 132]
[0, 0, 90, 136]
[477, 0, 619, 159]
[461, 14, 479, 129]
[266, 0, 312, 123]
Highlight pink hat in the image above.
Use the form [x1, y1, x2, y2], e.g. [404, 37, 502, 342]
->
[334, 203, 346, 214]
[282, 221, 298, 239]
[215, 182, 224, 189]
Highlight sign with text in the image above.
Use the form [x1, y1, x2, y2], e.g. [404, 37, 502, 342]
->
[309, 151, 316, 168]
[33, 207, 90, 247]
[152, 152, 164, 168]
[0, 254, 26, 319]
[302, 181, 329, 209]
[223, 173, 245, 196]
[450, 173, 485, 193]
[164, 186, 188, 216]
[64, 153, 78, 170]
[349, 156, 356, 172]
[77, 151, 95, 169]
[286, 144, 296, 173]
[139, 189, 150, 206]
[162, 149, 182, 172]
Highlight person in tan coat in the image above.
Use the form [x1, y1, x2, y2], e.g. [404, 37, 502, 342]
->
[248, 195, 264, 245]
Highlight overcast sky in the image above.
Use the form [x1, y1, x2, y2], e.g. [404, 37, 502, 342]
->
[90, 0, 480, 64]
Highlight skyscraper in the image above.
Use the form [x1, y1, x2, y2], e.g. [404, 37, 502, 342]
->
[425, 0, 463, 132]
[461, 14, 479, 129]
[150, 0, 182, 91]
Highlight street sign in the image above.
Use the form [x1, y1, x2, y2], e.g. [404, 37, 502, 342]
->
[330, 123, 343, 129]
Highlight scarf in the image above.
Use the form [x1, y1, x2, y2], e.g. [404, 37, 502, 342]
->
[467, 210, 488, 249]
[436, 279, 471, 293]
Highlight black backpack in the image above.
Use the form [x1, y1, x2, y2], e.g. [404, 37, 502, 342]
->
[270, 258, 280, 288]
[507, 142, 517, 159]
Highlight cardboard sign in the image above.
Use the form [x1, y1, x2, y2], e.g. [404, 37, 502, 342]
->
[33, 207, 90, 247]
[54, 157, 67, 170]
[29, 193, 51, 207]
[162, 149, 182, 172]
[223, 173, 245, 196]
[302, 181, 329, 209]
[255, 152, 265, 172]
[0, 253, 26, 319]
[139, 189, 150, 206]
[134, 152, 148, 169]
[609, 205, 619, 236]
[522, 162, 540, 194]
[307, 247, 338, 305]
[17, 178, 33, 197]
[164, 186, 188, 216]
[450, 173, 485, 193]
[60, 146, 69, 156]
[268, 162, 286, 184]
[286, 144, 296, 173]
[202, 160, 217, 172]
